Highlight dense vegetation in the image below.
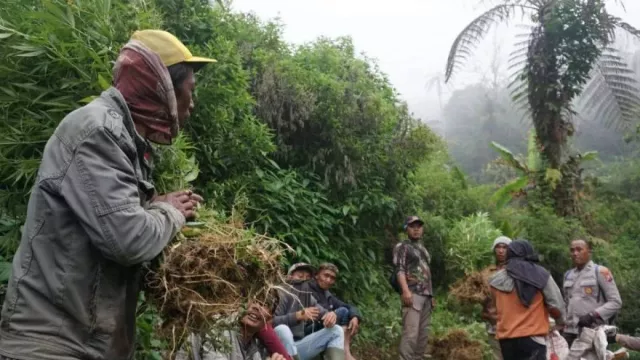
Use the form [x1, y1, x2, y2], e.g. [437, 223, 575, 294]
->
[0, 0, 639, 359]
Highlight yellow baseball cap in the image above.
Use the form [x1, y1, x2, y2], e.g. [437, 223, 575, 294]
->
[130, 29, 217, 67]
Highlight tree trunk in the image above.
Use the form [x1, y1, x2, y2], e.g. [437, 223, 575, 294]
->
[526, 14, 577, 217]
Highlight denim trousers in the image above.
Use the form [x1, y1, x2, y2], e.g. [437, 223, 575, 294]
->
[274, 324, 344, 360]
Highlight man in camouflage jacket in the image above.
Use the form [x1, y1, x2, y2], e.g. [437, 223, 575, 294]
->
[393, 216, 434, 360]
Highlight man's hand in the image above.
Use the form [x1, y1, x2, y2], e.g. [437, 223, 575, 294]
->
[431, 297, 436, 310]
[605, 326, 618, 344]
[347, 317, 360, 336]
[269, 353, 287, 360]
[578, 312, 600, 328]
[154, 190, 203, 219]
[296, 307, 320, 322]
[402, 290, 413, 307]
[322, 311, 337, 328]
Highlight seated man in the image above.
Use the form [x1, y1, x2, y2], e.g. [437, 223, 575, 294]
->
[272, 263, 345, 360]
[307, 263, 362, 360]
[175, 294, 288, 360]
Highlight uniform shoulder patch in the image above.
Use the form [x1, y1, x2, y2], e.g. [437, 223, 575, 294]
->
[599, 266, 613, 282]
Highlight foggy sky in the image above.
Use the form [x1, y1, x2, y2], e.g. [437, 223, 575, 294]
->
[230, 0, 640, 121]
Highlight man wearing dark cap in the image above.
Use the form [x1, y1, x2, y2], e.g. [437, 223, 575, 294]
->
[393, 216, 434, 360]
[272, 263, 345, 360]
[287, 263, 315, 281]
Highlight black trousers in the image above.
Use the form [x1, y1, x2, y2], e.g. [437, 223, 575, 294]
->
[500, 337, 547, 360]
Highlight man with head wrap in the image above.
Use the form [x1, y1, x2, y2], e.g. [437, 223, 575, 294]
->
[489, 239, 566, 360]
[481, 236, 511, 360]
[0, 30, 215, 360]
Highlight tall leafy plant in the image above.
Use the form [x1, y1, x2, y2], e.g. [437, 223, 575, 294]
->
[490, 130, 598, 208]
[445, 0, 640, 216]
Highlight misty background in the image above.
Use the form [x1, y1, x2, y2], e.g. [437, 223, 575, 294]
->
[230, 0, 640, 182]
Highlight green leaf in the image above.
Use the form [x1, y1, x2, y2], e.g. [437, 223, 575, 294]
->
[79, 95, 97, 104]
[544, 168, 562, 190]
[490, 141, 527, 173]
[0, 33, 13, 39]
[183, 168, 199, 183]
[150, 339, 162, 348]
[0, 87, 16, 97]
[490, 175, 529, 209]
[580, 151, 598, 162]
[97, 74, 110, 90]
[16, 49, 46, 57]
[0, 261, 12, 283]
[367, 249, 375, 261]
[342, 205, 349, 216]
[267, 158, 280, 170]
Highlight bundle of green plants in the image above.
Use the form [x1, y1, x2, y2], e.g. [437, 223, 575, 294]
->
[144, 135, 290, 353]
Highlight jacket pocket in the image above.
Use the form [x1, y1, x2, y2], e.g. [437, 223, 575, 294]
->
[411, 294, 425, 311]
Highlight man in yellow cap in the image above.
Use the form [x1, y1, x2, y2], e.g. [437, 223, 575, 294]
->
[0, 30, 215, 360]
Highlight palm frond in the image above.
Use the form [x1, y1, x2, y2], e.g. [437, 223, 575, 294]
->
[445, 4, 532, 82]
[630, 50, 640, 75]
[507, 30, 534, 116]
[616, 21, 640, 38]
[578, 49, 640, 131]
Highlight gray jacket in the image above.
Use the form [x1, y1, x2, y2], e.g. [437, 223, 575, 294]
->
[562, 261, 622, 334]
[0, 88, 185, 360]
[273, 280, 327, 340]
[175, 331, 266, 360]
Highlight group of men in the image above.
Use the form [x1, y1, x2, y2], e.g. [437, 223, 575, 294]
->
[478, 236, 640, 359]
[390, 215, 640, 360]
[176, 262, 361, 360]
[1, 25, 639, 360]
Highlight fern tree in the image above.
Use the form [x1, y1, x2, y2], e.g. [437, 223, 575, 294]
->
[445, 0, 640, 216]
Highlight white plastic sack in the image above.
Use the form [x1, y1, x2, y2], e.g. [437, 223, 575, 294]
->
[567, 326, 618, 360]
[547, 330, 569, 360]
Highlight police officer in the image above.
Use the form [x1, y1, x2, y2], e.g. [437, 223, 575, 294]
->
[562, 239, 622, 347]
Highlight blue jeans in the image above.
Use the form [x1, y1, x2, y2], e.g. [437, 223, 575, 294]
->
[274, 324, 344, 360]
[304, 307, 350, 335]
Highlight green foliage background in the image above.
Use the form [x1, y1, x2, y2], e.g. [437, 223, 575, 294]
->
[0, 1, 639, 359]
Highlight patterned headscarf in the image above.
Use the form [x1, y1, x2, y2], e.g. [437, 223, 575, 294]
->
[113, 40, 178, 145]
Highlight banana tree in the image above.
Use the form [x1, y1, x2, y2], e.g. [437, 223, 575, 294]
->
[490, 130, 597, 209]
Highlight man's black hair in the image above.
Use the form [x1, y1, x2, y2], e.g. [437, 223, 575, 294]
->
[571, 238, 593, 251]
[167, 62, 198, 92]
